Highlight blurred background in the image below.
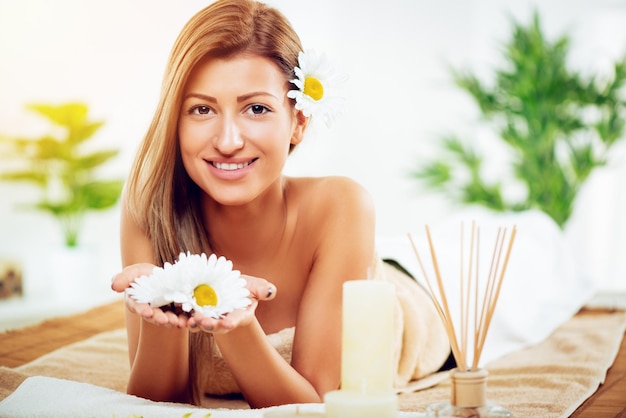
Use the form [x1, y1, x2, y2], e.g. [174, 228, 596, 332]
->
[1, 0, 625, 329]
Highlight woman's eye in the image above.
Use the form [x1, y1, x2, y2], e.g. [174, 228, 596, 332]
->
[247, 104, 270, 116]
[190, 105, 213, 115]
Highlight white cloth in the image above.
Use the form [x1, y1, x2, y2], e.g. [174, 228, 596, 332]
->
[0, 376, 424, 418]
[376, 208, 595, 367]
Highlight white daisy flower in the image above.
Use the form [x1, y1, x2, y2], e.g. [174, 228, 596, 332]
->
[287, 49, 345, 127]
[126, 252, 251, 319]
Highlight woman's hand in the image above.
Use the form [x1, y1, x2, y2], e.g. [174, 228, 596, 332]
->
[111, 263, 191, 328]
[188, 274, 276, 334]
[112, 266, 276, 331]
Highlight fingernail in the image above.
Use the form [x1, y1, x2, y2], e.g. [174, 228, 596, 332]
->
[267, 285, 275, 298]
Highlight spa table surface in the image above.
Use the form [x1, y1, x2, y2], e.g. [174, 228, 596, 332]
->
[0, 300, 624, 417]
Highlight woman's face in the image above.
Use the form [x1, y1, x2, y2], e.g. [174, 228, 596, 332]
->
[178, 54, 305, 207]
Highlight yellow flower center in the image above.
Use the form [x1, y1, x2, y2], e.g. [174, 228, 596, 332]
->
[303, 76, 324, 101]
[193, 284, 218, 307]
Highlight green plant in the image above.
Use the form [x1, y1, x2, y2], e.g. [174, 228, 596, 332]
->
[0, 102, 124, 247]
[413, 12, 626, 228]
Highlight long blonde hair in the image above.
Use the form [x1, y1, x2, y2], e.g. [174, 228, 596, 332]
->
[125, 0, 303, 265]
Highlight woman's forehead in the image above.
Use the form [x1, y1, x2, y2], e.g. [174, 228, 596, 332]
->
[185, 54, 289, 92]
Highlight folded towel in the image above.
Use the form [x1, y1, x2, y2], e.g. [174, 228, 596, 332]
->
[373, 258, 451, 386]
[0, 376, 423, 418]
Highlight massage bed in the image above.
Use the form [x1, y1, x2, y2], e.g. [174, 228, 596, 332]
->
[0, 298, 624, 417]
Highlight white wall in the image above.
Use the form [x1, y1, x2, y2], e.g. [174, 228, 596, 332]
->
[1, 0, 625, 307]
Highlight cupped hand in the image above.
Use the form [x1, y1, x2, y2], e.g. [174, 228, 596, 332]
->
[111, 263, 191, 328]
[188, 274, 276, 334]
[111, 266, 276, 331]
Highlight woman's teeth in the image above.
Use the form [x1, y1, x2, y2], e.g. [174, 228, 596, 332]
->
[212, 161, 251, 171]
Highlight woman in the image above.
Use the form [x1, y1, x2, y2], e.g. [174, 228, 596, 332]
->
[111, 0, 449, 408]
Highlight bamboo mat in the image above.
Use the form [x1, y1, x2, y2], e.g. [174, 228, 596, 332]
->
[0, 300, 126, 368]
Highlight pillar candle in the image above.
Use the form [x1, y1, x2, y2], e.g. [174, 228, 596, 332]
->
[324, 279, 398, 418]
[341, 280, 396, 394]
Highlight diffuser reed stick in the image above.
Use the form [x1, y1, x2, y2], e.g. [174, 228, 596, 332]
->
[408, 223, 516, 371]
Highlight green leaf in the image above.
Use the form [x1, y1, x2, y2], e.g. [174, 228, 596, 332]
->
[79, 180, 124, 210]
[413, 161, 451, 188]
[27, 102, 89, 128]
[0, 171, 47, 185]
[69, 120, 105, 145]
[444, 136, 482, 170]
[461, 180, 506, 211]
[73, 149, 120, 170]
[33, 136, 69, 160]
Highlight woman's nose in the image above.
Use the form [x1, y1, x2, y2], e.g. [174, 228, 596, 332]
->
[212, 116, 244, 155]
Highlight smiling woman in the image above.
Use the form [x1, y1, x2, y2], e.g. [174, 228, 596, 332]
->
[178, 54, 304, 200]
[109, 0, 449, 409]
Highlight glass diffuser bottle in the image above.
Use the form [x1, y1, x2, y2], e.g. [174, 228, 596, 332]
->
[425, 368, 512, 417]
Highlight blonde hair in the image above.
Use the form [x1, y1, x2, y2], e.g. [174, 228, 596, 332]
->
[125, 0, 303, 265]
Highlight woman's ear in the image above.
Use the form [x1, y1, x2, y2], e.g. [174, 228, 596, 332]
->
[290, 110, 308, 147]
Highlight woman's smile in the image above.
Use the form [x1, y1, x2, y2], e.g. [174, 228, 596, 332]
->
[210, 159, 256, 171]
[206, 157, 258, 181]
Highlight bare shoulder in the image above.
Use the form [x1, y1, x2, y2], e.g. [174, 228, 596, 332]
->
[285, 176, 376, 244]
[287, 176, 375, 216]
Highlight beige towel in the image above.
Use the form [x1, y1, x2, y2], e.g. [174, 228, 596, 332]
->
[190, 258, 450, 401]
[373, 258, 450, 386]
[14, 328, 130, 393]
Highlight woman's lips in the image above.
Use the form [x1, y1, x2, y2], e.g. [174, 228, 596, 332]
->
[206, 158, 257, 180]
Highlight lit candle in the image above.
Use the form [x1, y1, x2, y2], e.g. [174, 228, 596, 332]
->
[324, 280, 397, 418]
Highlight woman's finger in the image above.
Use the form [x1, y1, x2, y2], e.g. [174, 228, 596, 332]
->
[242, 274, 277, 301]
[111, 263, 156, 292]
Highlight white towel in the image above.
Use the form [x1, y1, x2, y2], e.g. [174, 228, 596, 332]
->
[0, 376, 424, 418]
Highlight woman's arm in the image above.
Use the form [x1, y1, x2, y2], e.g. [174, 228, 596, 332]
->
[292, 177, 376, 394]
[113, 196, 191, 403]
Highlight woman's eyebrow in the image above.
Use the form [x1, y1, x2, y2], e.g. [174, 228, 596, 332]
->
[182, 92, 278, 102]
[237, 91, 278, 102]
[183, 93, 217, 103]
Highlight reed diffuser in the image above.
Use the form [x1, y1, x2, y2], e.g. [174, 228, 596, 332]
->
[409, 222, 516, 418]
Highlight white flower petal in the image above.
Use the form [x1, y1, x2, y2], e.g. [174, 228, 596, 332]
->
[125, 252, 250, 318]
[287, 48, 345, 128]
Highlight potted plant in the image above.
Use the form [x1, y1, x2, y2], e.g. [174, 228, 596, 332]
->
[413, 12, 626, 228]
[0, 102, 124, 247]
